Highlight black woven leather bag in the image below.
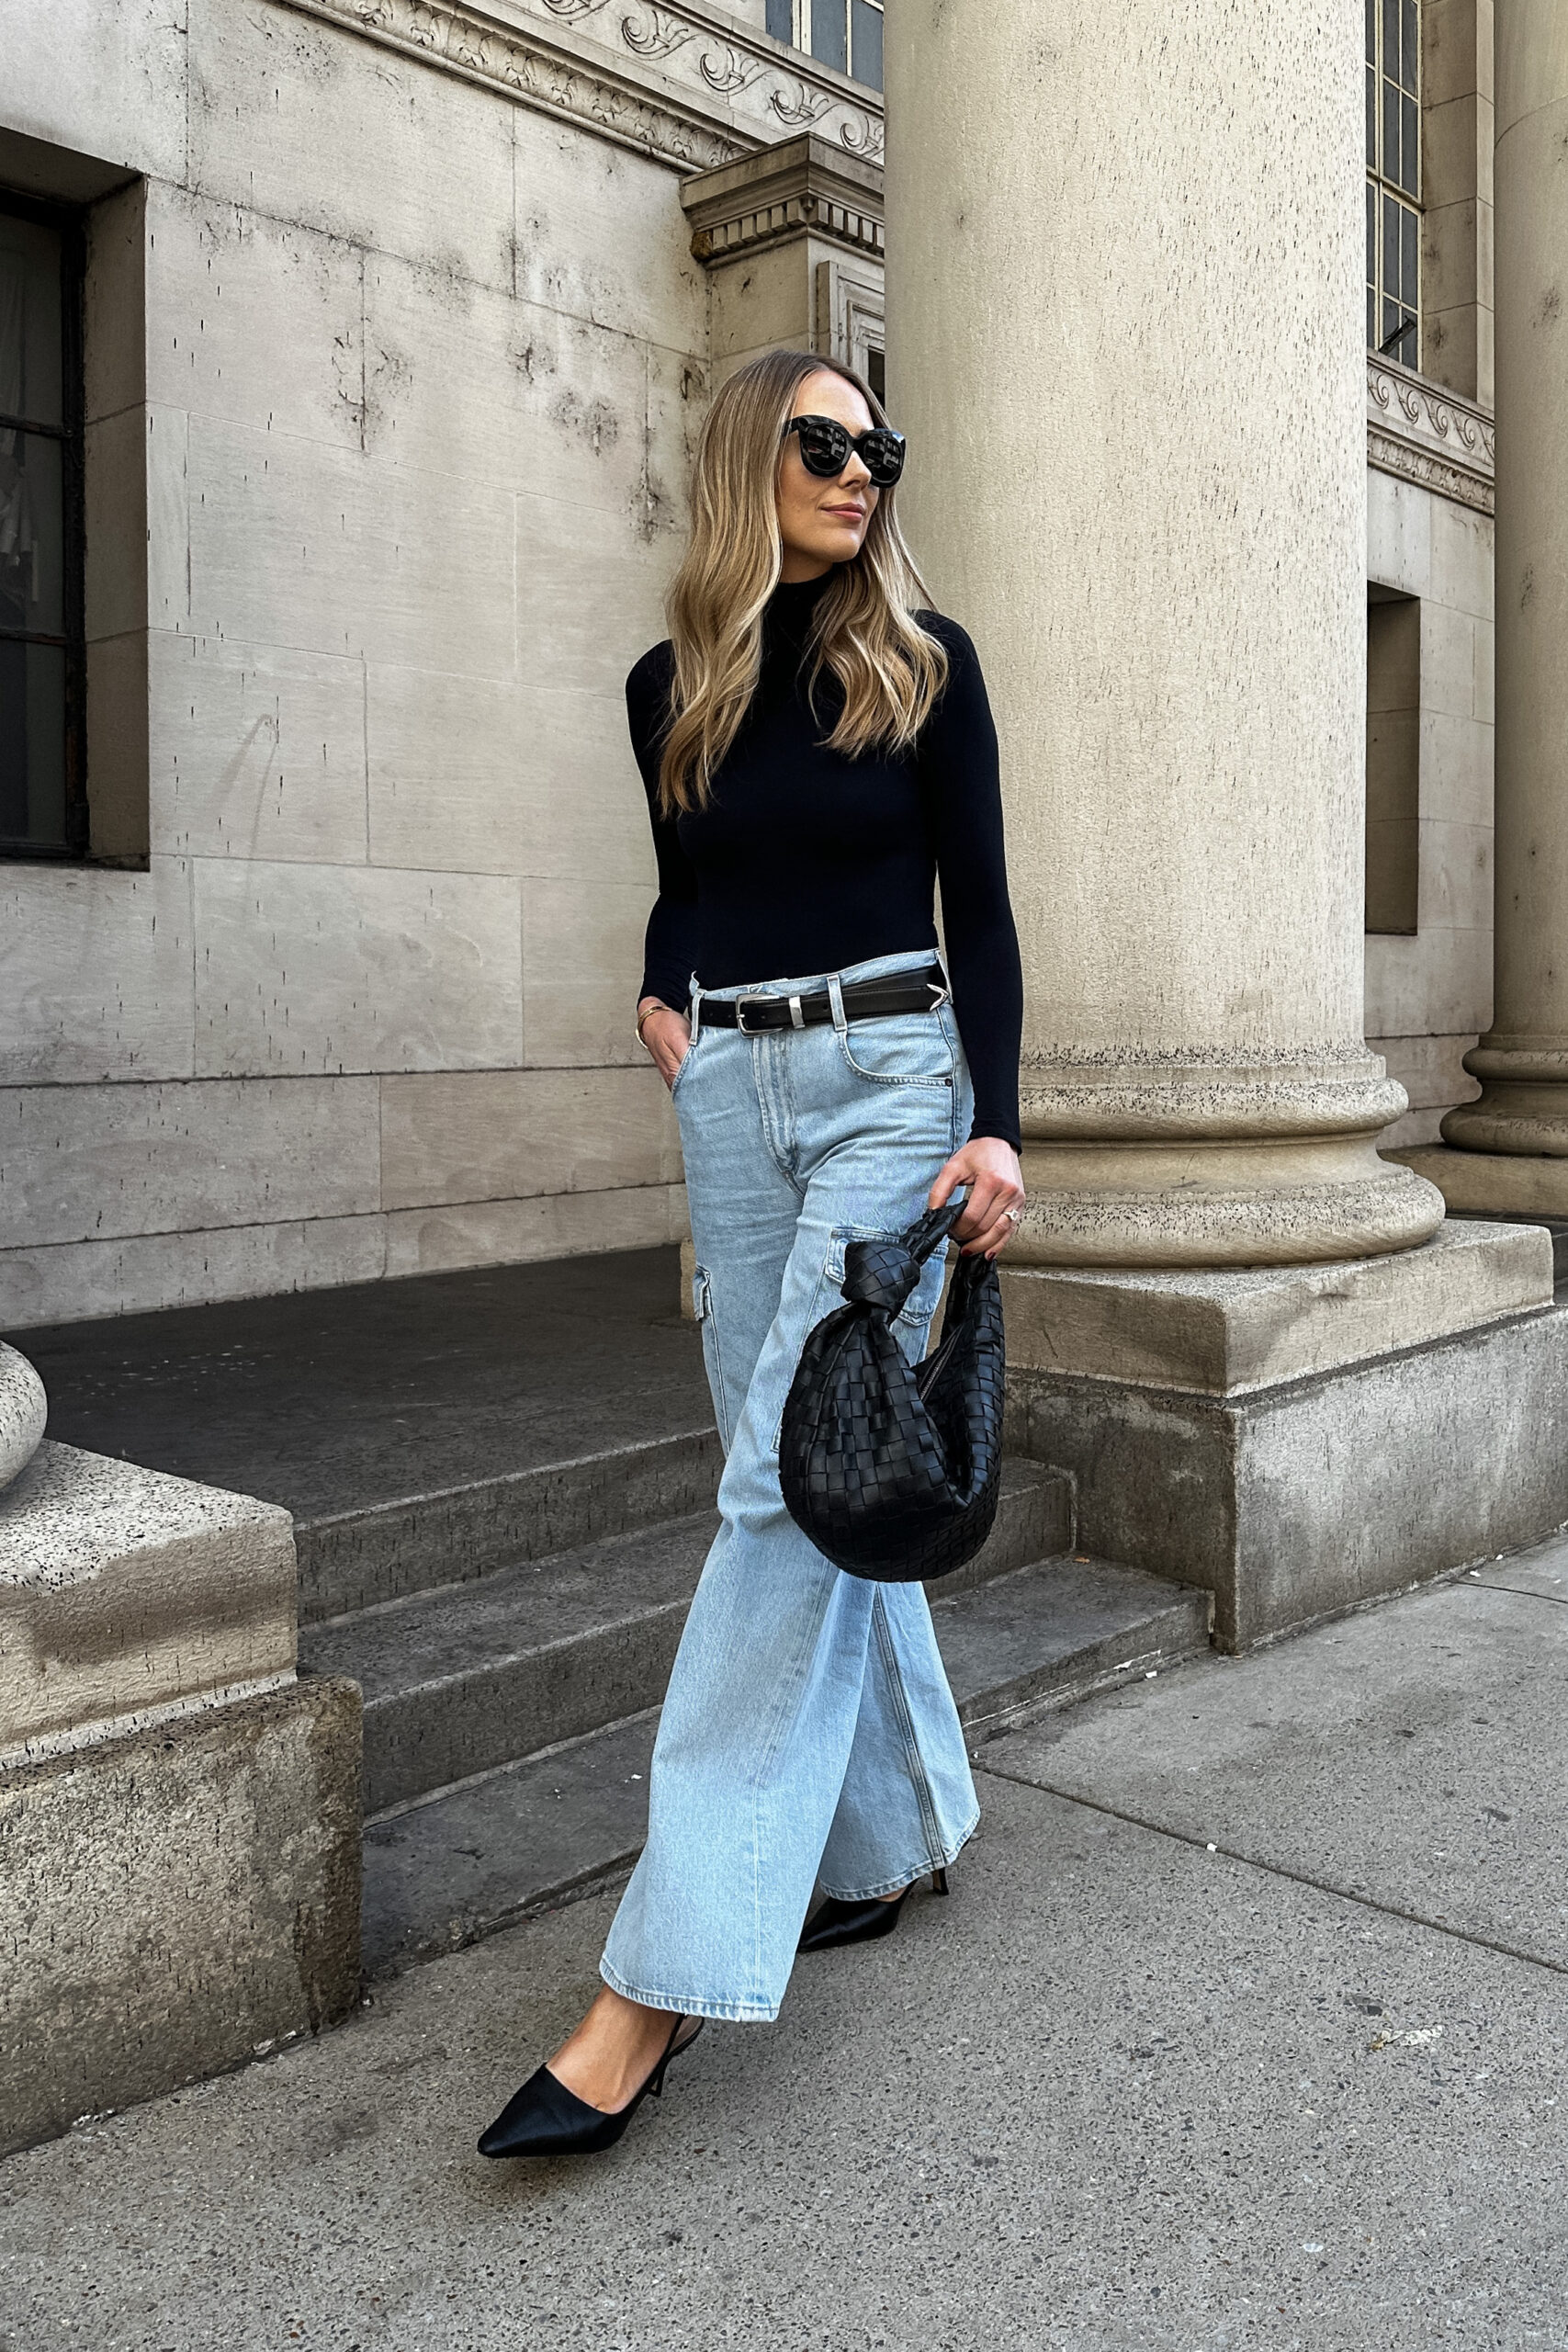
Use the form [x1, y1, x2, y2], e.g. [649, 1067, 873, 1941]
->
[778, 1198, 1005, 1583]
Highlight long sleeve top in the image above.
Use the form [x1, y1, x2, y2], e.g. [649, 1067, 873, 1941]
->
[627, 572, 1024, 1148]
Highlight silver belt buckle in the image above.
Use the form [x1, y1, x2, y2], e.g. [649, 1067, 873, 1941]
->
[733, 993, 773, 1035]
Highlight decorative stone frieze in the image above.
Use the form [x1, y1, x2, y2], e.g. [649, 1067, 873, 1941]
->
[681, 133, 883, 263]
[1366, 356, 1495, 516]
[277, 0, 883, 174]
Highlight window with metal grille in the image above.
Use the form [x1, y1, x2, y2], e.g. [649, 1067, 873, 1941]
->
[0, 190, 85, 859]
[766, 0, 883, 92]
[1367, 0, 1420, 368]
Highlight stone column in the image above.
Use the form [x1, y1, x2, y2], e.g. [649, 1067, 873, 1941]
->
[1415, 4, 1568, 1210]
[878, 1, 1568, 1652]
[886, 0, 1442, 1267]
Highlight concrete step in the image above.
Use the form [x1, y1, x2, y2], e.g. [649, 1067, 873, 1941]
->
[307, 1458, 1071, 1815]
[934, 1553, 1214, 1740]
[308, 1511, 716, 1815]
[358, 1545, 1211, 1978]
[296, 1427, 724, 1625]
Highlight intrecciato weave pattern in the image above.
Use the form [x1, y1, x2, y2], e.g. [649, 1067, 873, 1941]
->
[778, 1200, 1006, 1583]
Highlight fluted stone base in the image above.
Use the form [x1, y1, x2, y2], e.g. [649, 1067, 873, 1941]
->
[1012, 1138, 1444, 1269]
[1439, 1045, 1568, 1157]
[1010, 1059, 1444, 1268]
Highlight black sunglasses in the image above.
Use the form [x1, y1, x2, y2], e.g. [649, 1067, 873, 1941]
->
[784, 413, 907, 489]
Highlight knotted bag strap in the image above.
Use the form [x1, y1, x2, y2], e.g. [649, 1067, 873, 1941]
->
[838, 1196, 966, 1318]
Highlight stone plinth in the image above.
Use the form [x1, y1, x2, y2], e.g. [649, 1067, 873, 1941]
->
[0, 1442, 362, 2156]
[1391, 1144, 1568, 1219]
[999, 1220, 1551, 1396]
[0, 1676, 361, 2159]
[1003, 1223, 1565, 1648]
[1, 1442, 296, 1762]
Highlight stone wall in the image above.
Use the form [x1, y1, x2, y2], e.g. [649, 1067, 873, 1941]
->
[2, 0, 871, 1329]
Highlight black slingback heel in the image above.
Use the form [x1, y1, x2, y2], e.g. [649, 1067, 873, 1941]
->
[797, 1865, 948, 1954]
[478, 2014, 705, 2159]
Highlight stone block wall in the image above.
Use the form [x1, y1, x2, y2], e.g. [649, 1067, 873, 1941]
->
[1, 0, 716, 1326]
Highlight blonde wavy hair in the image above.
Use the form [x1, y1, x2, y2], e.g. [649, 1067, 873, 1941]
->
[656, 347, 949, 814]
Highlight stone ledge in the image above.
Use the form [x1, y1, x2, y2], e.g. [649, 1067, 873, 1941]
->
[998, 1218, 1551, 1397]
[0, 1675, 361, 2159]
[0, 1442, 296, 1760]
[1391, 1144, 1568, 1219]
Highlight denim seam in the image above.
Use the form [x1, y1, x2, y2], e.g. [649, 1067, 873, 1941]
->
[836, 1005, 956, 1091]
[598, 1954, 781, 2025]
[816, 1805, 981, 1904]
[871, 1590, 947, 1870]
[743, 1567, 837, 2012]
[692, 1263, 732, 1451]
[750, 1035, 800, 1185]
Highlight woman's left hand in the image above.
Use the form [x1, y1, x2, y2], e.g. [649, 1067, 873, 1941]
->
[928, 1137, 1026, 1258]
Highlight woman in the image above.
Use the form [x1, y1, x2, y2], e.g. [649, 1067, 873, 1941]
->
[479, 347, 1025, 2160]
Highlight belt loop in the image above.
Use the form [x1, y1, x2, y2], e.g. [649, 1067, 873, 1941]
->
[930, 948, 952, 1010]
[788, 993, 805, 1031]
[826, 973, 848, 1035]
[688, 972, 702, 1043]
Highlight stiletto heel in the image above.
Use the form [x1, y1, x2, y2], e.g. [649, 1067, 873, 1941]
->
[478, 2014, 704, 2159]
[797, 1865, 953, 1953]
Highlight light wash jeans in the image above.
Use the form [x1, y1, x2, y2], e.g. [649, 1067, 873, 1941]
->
[600, 948, 981, 2024]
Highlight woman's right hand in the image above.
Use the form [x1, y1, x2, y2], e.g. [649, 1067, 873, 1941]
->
[637, 1000, 693, 1091]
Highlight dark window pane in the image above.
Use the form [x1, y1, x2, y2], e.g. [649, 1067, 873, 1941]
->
[1383, 77, 1400, 186]
[1367, 63, 1378, 166]
[765, 0, 793, 42]
[1401, 93, 1419, 193]
[1367, 179, 1377, 288]
[1401, 0, 1417, 90]
[866, 345, 886, 404]
[810, 0, 847, 74]
[0, 212, 64, 429]
[0, 637, 67, 849]
[1382, 0, 1398, 70]
[1382, 294, 1402, 351]
[851, 0, 882, 89]
[0, 428, 65, 636]
[1367, 0, 1377, 66]
[1368, 284, 1378, 349]
[1402, 202, 1418, 301]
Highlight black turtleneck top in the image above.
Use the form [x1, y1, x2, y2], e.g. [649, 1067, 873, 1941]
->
[629, 575, 1023, 1148]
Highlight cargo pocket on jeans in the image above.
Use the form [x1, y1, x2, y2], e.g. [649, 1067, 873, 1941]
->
[771, 1223, 946, 1453]
[692, 1262, 731, 1452]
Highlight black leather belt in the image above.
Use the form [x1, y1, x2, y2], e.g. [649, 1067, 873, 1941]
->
[697, 965, 948, 1035]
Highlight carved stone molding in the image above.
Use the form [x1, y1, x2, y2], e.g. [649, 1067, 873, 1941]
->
[681, 133, 883, 265]
[276, 0, 882, 175]
[1367, 356, 1495, 515]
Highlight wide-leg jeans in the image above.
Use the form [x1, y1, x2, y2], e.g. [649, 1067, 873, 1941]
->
[600, 949, 981, 2023]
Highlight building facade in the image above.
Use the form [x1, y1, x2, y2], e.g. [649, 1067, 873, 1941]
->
[0, 0, 1506, 1326]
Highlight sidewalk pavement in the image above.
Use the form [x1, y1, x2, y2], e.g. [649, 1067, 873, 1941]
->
[3, 1542, 1566, 2352]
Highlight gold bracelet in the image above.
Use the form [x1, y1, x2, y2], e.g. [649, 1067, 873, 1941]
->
[635, 1001, 667, 1042]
